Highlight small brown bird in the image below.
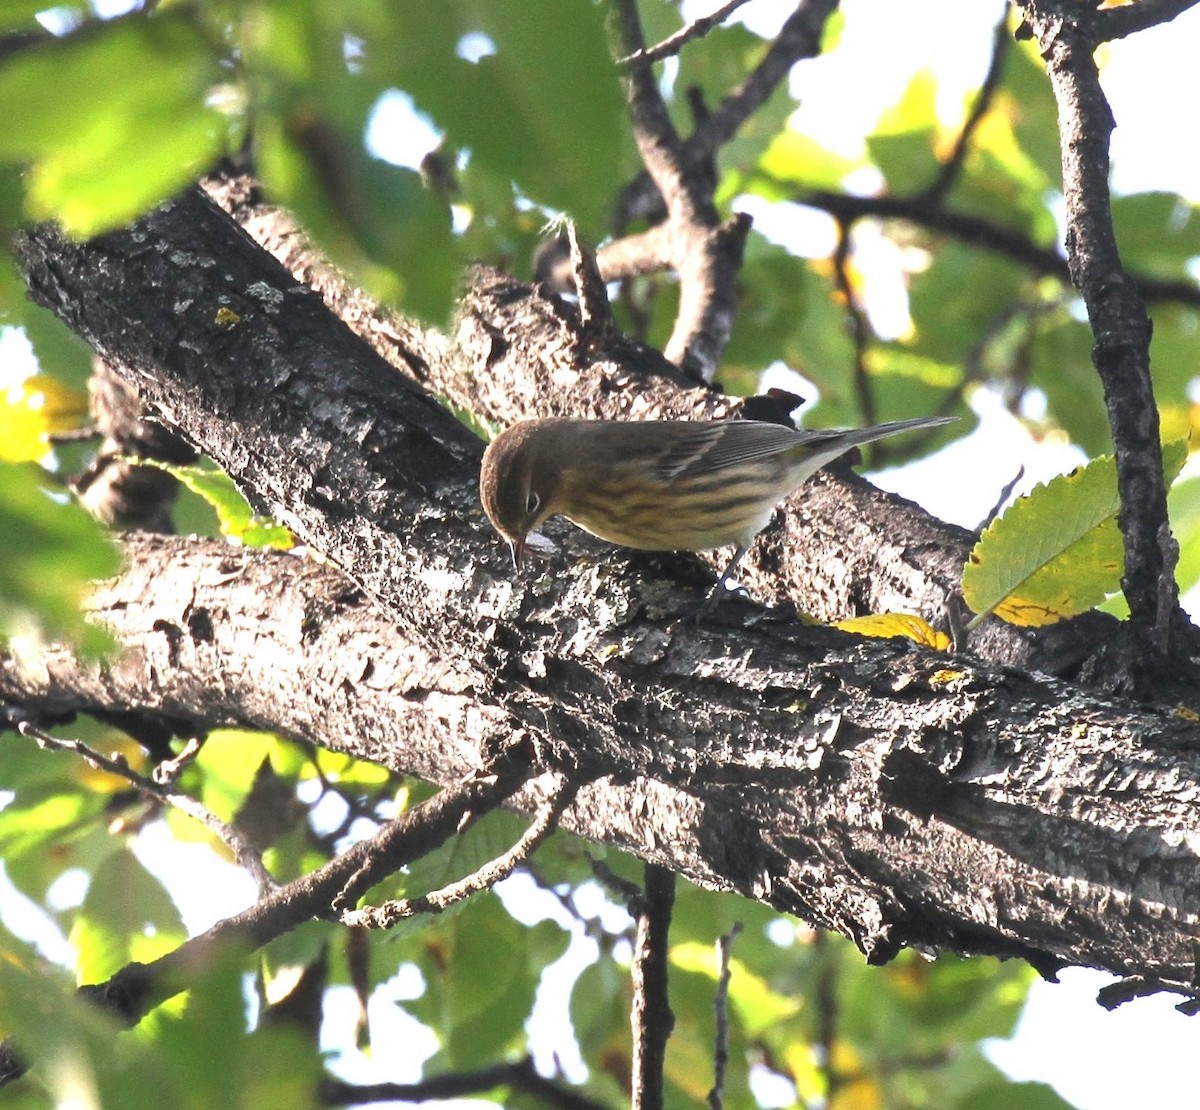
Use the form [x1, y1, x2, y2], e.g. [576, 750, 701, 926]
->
[479, 415, 951, 594]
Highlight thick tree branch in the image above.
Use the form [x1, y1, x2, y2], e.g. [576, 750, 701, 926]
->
[9, 187, 1200, 1003]
[1016, 0, 1191, 678]
[205, 175, 1146, 688]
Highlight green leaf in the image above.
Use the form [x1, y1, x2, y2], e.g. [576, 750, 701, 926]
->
[570, 953, 631, 1100]
[1030, 312, 1113, 456]
[861, 343, 965, 432]
[132, 460, 294, 549]
[1113, 192, 1200, 280]
[907, 241, 1028, 365]
[408, 894, 549, 1069]
[256, 117, 458, 320]
[190, 728, 292, 823]
[751, 130, 859, 195]
[154, 951, 322, 1110]
[381, 0, 625, 234]
[0, 15, 227, 234]
[959, 1080, 1078, 1110]
[671, 941, 799, 1037]
[677, 22, 794, 183]
[1147, 305, 1200, 411]
[0, 926, 126, 1100]
[19, 302, 97, 394]
[867, 69, 939, 193]
[1005, 40, 1064, 189]
[962, 440, 1189, 627]
[0, 461, 120, 655]
[387, 808, 531, 904]
[1169, 474, 1200, 599]
[70, 848, 185, 983]
[0, 0, 83, 32]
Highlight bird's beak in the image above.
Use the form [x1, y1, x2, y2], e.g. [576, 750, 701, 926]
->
[509, 535, 525, 571]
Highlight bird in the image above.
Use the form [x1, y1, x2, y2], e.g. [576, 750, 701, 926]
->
[479, 414, 952, 598]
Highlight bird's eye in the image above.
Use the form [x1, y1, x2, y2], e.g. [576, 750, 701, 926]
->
[526, 490, 541, 516]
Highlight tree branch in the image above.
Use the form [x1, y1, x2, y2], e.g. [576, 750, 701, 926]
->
[618, 0, 756, 65]
[337, 775, 579, 928]
[617, 0, 840, 230]
[13, 719, 276, 890]
[1093, 0, 1200, 41]
[832, 217, 875, 427]
[318, 1058, 609, 1110]
[12, 191, 1200, 1001]
[610, 0, 750, 381]
[0, 752, 535, 1084]
[206, 175, 1132, 686]
[1015, 0, 1192, 677]
[795, 188, 1200, 310]
[707, 923, 741, 1110]
[631, 863, 675, 1110]
[921, 5, 1011, 205]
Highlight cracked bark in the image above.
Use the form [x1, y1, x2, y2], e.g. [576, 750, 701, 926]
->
[204, 174, 1162, 693]
[8, 191, 1200, 997]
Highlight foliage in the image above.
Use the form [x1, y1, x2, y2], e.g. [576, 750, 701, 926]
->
[963, 440, 1189, 628]
[2, 0, 1199, 1107]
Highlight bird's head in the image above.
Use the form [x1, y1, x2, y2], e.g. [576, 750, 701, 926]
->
[479, 421, 561, 569]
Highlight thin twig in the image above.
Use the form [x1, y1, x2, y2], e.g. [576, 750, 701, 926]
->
[337, 775, 578, 928]
[589, 854, 644, 909]
[814, 932, 842, 1104]
[619, 0, 756, 66]
[1095, 0, 1200, 41]
[0, 754, 537, 1089]
[47, 425, 100, 444]
[831, 218, 875, 428]
[631, 863, 676, 1110]
[691, 0, 840, 164]
[922, 5, 1011, 204]
[979, 466, 1025, 532]
[707, 922, 742, 1109]
[152, 734, 203, 783]
[16, 719, 278, 890]
[567, 222, 613, 330]
[795, 188, 1200, 309]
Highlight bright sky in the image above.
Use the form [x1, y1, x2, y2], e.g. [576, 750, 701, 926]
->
[4, 2, 1200, 1108]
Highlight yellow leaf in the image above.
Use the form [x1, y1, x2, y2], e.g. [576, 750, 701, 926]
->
[0, 375, 88, 461]
[75, 733, 148, 794]
[835, 612, 950, 650]
[827, 1040, 882, 1110]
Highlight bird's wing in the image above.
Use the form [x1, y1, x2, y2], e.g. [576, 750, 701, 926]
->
[654, 421, 803, 480]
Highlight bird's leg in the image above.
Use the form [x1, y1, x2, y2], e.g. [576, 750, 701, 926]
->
[690, 543, 750, 619]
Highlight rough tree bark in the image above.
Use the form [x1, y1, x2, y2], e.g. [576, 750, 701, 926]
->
[6, 185, 1200, 1009]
